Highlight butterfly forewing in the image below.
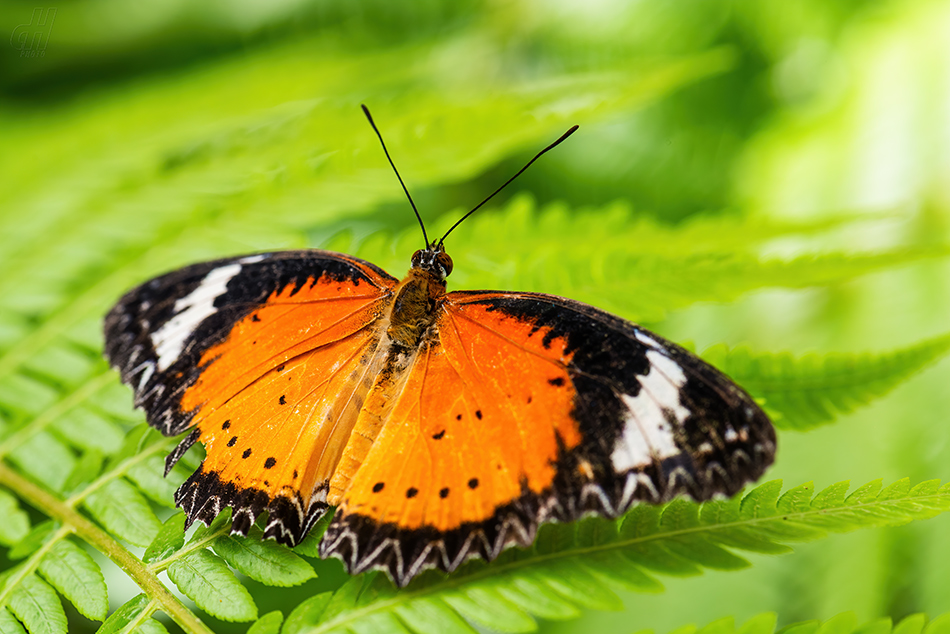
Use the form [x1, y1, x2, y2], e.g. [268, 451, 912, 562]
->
[104, 251, 399, 540]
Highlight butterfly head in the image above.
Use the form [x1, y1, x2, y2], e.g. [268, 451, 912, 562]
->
[411, 246, 454, 280]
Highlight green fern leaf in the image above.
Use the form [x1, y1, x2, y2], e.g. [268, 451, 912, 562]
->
[922, 615, 950, 634]
[855, 618, 900, 634]
[143, 515, 186, 565]
[392, 597, 479, 634]
[6, 432, 75, 494]
[166, 549, 258, 622]
[283, 593, 332, 634]
[49, 407, 124, 455]
[0, 374, 58, 417]
[0, 607, 26, 634]
[441, 586, 538, 633]
[37, 540, 108, 621]
[62, 449, 104, 496]
[82, 479, 162, 548]
[703, 333, 950, 430]
[5, 574, 66, 634]
[8, 523, 55, 561]
[0, 492, 28, 546]
[125, 454, 188, 507]
[212, 530, 315, 587]
[288, 478, 950, 634]
[96, 594, 156, 634]
[134, 620, 170, 634]
[247, 611, 284, 634]
[737, 613, 780, 634]
[894, 615, 928, 634]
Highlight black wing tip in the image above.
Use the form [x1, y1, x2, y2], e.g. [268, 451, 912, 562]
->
[175, 467, 329, 546]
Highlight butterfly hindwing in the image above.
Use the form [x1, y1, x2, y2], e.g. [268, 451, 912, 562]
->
[320, 290, 776, 585]
[104, 250, 399, 541]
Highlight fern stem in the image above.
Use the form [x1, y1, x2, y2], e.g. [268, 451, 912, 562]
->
[0, 371, 114, 458]
[0, 463, 214, 634]
[148, 524, 231, 574]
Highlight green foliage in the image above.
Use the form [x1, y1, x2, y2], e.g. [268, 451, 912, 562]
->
[98, 595, 167, 634]
[83, 478, 162, 547]
[0, 3, 948, 634]
[246, 611, 284, 634]
[277, 478, 950, 634]
[167, 550, 258, 623]
[635, 612, 950, 634]
[212, 531, 316, 588]
[3, 575, 66, 634]
[36, 540, 107, 622]
[0, 491, 28, 546]
[702, 333, 950, 430]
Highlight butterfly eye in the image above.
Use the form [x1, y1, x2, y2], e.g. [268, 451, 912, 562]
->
[410, 250, 424, 267]
[437, 252, 454, 277]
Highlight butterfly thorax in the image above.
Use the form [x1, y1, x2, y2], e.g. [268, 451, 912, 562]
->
[386, 267, 446, 349]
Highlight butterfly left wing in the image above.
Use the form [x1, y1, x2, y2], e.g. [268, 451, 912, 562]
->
[104, 250, 399, 541]
[320, 290, 776, 586]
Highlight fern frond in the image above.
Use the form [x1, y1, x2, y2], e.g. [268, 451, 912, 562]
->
[281, 478, 950, 634]
[702, 333, 950, 430]
[347, 196, 950, 322]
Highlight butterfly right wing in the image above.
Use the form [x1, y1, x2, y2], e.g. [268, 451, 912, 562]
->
[104, 250, 399, 542]
[321, 289, 776, 586]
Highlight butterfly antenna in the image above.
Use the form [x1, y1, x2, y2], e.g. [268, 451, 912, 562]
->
[362, 104, 429, 247]
[437, 124, 579, 248]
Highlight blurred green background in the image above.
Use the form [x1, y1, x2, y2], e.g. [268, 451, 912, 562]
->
[2, 0, 949, 632]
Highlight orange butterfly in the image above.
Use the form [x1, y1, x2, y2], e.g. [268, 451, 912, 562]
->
[104, 106, 776, 587]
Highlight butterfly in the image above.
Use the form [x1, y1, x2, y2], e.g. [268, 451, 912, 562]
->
[103, 106, 776, 587]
